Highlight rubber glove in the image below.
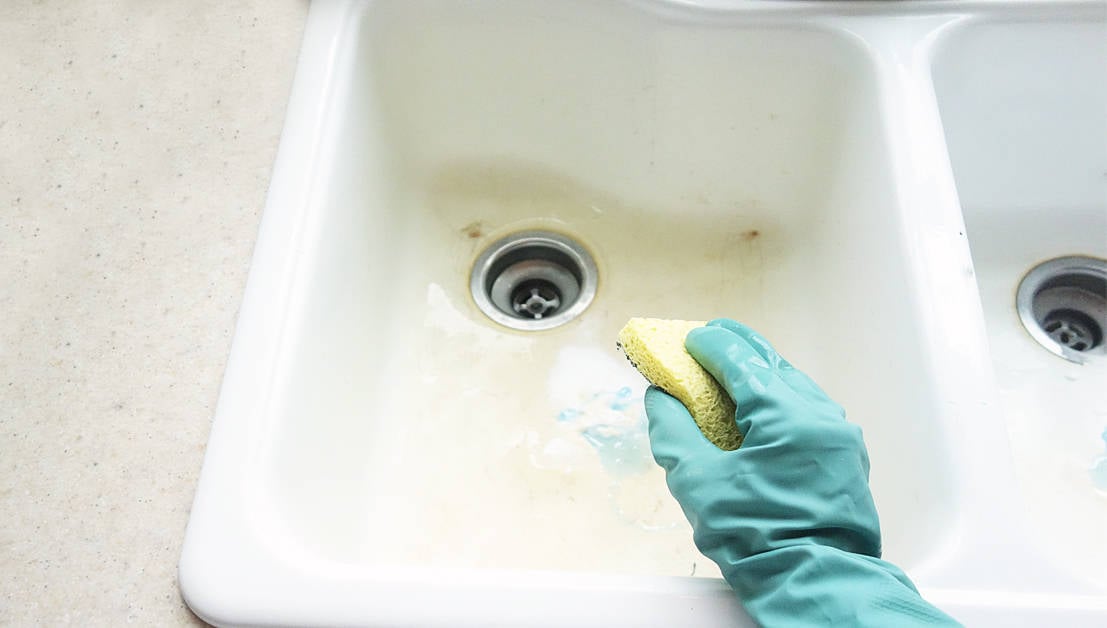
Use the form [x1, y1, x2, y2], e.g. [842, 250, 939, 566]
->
[644, 319, 960, 627]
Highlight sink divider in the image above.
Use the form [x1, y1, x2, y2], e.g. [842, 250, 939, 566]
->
[849, 14, 1096, 597]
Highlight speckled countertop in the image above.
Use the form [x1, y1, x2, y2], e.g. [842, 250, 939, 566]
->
[0, 2, 307, 624]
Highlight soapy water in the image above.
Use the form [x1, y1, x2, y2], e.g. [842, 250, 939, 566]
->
[542, 386, 651, 477]
[531, 386, 683, 531]
[558, 387, 652, 476]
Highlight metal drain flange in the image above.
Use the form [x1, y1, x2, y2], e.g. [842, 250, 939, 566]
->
[470, 230, 597, 331]
[1016, 256, 1107, 363]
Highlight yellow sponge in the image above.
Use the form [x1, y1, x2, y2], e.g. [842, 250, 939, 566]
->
[617, 318, 742, 450]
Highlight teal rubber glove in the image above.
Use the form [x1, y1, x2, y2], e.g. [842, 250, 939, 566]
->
[644, 319, 960, 627]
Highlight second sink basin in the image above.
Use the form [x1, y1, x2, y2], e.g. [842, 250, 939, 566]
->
[932, 16, 1107, 587]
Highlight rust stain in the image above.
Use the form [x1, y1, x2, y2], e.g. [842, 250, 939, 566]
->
[461, 221, 484, 239]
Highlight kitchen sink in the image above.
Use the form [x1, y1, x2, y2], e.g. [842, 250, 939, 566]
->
[180, 1, 1107, 626]
[932, 16, 1107, 589]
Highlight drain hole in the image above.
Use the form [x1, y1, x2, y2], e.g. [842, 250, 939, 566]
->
[1017, 256, 1107, 362]
[1042, 309, 1101, 352]
[470, 231, 598, 331]
[511, 280, 562, 319]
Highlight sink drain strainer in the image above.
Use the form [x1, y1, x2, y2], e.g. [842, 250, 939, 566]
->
[470, 230, 597, 331]
[1016, 256, 1107, 363]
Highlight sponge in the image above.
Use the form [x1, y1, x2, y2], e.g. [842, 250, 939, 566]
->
[617, 318, 742, 450]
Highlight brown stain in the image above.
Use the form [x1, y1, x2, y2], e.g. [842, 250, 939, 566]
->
[740, 229, 761, 242]
[461, 221, 484, 239]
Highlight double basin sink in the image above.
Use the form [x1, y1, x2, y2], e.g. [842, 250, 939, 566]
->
[180, 1, 1107, 625]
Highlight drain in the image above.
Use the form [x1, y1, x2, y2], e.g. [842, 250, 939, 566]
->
[470, 230, 597, 331]
[1042, 309, 1100, 352]
[511, 280, 561, 319]
[1016, 256, 1107, 363]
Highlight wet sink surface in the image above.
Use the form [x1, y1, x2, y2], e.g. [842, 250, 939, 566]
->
[267, 0, 950, 575]
[180, 1, 1107, 626]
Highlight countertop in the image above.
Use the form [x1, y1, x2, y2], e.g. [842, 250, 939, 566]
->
[1, 2, 308, 624]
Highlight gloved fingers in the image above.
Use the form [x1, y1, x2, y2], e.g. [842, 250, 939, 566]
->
[685, 325, 780, 409]
[707, 318, 836, 406]
[706, 319, 793, 370]
[643, 386, 714, 469]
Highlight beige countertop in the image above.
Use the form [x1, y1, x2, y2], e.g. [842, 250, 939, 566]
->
[1, 1, 308, 624]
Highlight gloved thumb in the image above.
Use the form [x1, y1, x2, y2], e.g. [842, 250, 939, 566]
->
[644, 386, 715, 471]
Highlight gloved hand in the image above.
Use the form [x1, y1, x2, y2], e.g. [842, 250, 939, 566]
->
[644, 319, 959, 627]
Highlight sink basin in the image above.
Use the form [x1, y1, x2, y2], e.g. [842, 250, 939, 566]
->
[931, 17, 1107, 587]
[180, 1, 1107, 626]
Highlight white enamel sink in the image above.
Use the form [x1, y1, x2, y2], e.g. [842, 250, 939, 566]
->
[180, 1, 1107, 626]
[931, 17, 1107, 589]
